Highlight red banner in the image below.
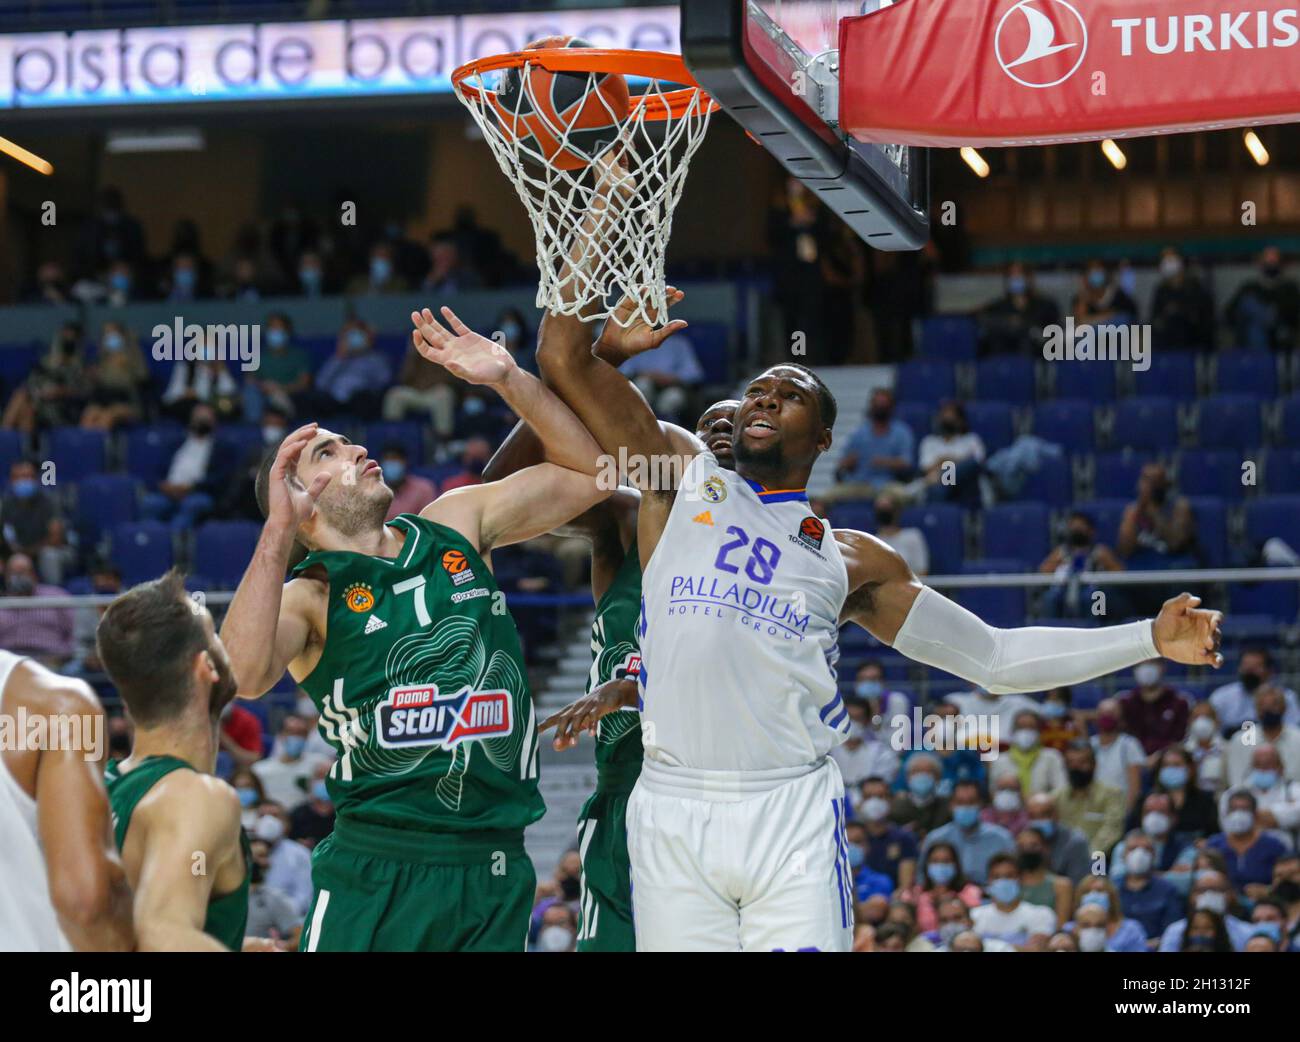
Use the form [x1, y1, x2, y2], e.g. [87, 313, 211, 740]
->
[840, 0, 1300, 146]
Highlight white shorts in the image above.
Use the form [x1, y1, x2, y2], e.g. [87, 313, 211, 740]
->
[626, 756, 853, 952]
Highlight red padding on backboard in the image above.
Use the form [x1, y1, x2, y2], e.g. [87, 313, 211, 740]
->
[840, 0, 1300, 147]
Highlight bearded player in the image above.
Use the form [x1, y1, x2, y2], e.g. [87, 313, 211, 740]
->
[220, 306, 606, 952]
[538, 341, 1225, 952]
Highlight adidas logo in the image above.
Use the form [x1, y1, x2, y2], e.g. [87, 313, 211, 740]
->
[364, 615, 388, 634]
[692, 510, 714, 526]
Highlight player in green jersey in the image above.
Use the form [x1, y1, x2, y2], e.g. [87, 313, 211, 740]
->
[98, 570, 254, 951]
[220, 305, 608, 952]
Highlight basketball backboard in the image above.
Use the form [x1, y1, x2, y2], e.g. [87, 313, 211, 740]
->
[681, 0, 929, 251]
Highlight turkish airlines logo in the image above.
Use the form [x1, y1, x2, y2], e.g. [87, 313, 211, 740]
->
[996, 0, 1088, 88]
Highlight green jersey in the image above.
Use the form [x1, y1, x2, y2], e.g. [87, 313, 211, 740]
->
[586, 537, 643, 769]
[104, 755, 250, 951]
[291, 514, 542, 834]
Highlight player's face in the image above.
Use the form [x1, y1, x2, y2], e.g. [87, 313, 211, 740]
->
[694, 400, 739, 471]
[297, 429, 394, 532]
[733, 367, 828, 471]
[196, 608, 239, 718]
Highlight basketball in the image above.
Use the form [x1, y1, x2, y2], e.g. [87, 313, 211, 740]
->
[488, 35, 630, 171]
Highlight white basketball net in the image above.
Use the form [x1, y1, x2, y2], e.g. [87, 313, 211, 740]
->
[455, 59, 714, 327]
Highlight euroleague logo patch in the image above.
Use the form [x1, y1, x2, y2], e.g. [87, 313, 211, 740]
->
[375, 682, 513, 749]
[441, 549, 476, 587]
[798, 515, 826, 550]
[343, 582, 375, 613]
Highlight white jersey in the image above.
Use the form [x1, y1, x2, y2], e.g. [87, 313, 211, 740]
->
[0, 651, 71, 951]
[638, 451, 850, 774]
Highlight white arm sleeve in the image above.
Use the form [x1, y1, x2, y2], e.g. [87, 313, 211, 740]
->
[891, 585, 1159, 694]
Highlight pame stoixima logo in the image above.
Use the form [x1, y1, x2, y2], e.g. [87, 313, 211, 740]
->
[375, 682, 512, 749]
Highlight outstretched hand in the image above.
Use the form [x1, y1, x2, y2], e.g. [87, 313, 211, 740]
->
[539, 677, 639, 750]
[1152, 592, 1223, 667]
[410, 306, 516, 386]
[596, 286, 688, 366]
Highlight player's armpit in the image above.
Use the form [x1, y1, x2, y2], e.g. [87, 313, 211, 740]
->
[836, 528, 924, 643]
[131, 773, 242, 952]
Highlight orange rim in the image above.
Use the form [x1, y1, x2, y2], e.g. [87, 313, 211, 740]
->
[452, 48, 719, 122]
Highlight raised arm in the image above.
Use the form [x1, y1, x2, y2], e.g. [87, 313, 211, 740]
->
[837, 529, 1223, 694]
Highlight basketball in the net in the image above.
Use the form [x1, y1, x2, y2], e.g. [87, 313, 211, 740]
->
[489, 36, 630, 172]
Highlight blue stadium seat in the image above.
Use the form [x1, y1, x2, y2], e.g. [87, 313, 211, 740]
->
[1197, 395, 1262, 450]
[981, 503, 1050, 568]
[1053, 362, 1117, 402]
[1265, 448, 1300, 494]
[895, 402, 933, 440]
[1228, 582, 1299, 624]
[0, 430, 23, 474]
[975, 357, 1036, 405]
[0, 343, 40, 389]
[363, 421, 428, 463]
[964, 401, 1015, 453]
[1067, 683, 1106, 711]
[46, 427, 107, 483]
[110, 522, 174, 586]
[1033, 399, 1095, 452]
[1178, 449, 1251, 501]
[1131, 353, 1198, 400]
[899, 503, 964, 575]
[1244, 495, 1300, 546]
[1092, 451, 1147, 499]
[895, 361, 957, 404]
[918, 316, 979, 362]
[74, 475, 138, 546]
[828, 500, 874, 533]
[1186, 496, 1228, 568]
[1216, 353, 1279, 397]
[1073, 499, 1130, 547]
[1017, 460, 1074, 508]
[1280, 395, 1300, 446]
[192, 521, 261, 589]
[955, 584, 1026, 629]
[1110, 398, 1178, 452]
[125, 425, 186, 483]
[218, 425, 263, 463]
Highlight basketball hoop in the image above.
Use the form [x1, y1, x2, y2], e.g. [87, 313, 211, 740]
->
[453, 46, 718, 328]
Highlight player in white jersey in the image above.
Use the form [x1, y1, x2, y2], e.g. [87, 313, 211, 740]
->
[0, 650, 133, 951]
[540, 335, 1224, 950]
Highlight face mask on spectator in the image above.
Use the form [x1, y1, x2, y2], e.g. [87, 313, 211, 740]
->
[938, 921, 966, 946]
[992, 790, 1021, 813]
[1223, 809, 1254, 835]
[263, 424, 286, 445]
[987, 878, 1020, 904]
[1041, 701, 1067, 720]
[1095, 713, 1118, 733]
[1134, 663, 1162, 687]
[282, 735, 306, 759]
[1087, 269, 1107, 290]
[382, 460, 406, 484]
[1012, 728, 1039, 752]
[500, 320, 523, 342]
[1029, 817, 1055, 838]
[266, 328, 289, 350]
[109, 273, 131, 294]
[926, 862, 957, 886]
[1251, 769, 1279, 791]
[1124, 848, 1154, 875]
[103, 332, 125, 352]
[908, 773, 936, 798]
[347, 328, 369, 352]
[1189, 716, 1216, 741]
[861, 797, 889, 822]
[1007, 275, 1027, 296]
[6, 575, 34, 595]
[1080, 891, 1110, 913]
[1251, 921, 1282, 944]
[1078, 927, 1107, 953]
[1068, 768, 1094, 789]
[855, 679, 883, 700]
[370, 257, 392, 283]
[300, 267, 322, 290]
[1018, 851, 1044, 872]
[10, 478, 36, 499]
[312, 780, 330, 803]
[190, 418, 214, 437]
[1239, 671, 1263, 693]
[952, 805, 979, 829]
[847, 845, 866, 870]
[1142, 812, 1171, 837]
[254, 814, 284, 844]
[1158, 765, 1188, 790]
[1260, 710, 1283, 730]
[1195, 891, 1227, 914]
[537, 925, 574, 952]
[237, 786, 258, 808]
[174, 267, 196, 291]
[1160, 256, 1184, 280]
[463, 396, 486, 417]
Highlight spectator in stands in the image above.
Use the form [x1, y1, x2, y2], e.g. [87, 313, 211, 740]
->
[1150, 246, 1215, 350]
[1179, 909, 1235, 952]
[75, 186, 146, 276]
[984, 774, 1029, 837]
[161, 353, 242, 424]
[312, 320, 392, 419]
[1110, 791, 1196, 887]
[1039, 510, 1125, 619]
[1160, 870, 1252, 951]
[619, 331, 704, 425]
[230, 766, 266, 829]
[1118, 659, 1191, 760]
[220, 700, 264, 771]
[945, 686, 1039, 739]
[979, 260, 1061, 356]
[0, 552, 74, 668]
[162, 251, 210, 303]
[242, 313, 311, 422]
[1014, 825, 1071, 926]
[1040, 686, 1086, 752]
[990, 709, 1067, 796]
[828, 388, 914, 503]
[80, 321, 150, 431]
[383, 338, 458, 437]
[294, 249, 331, 298]
[970, 852, 1056, 948]
[1209, 646, 1300, 735]
[1227, 245, 1300, 351]
[1143, 744, 1220, 838]
[140, 403, 231, 532]
[1272, 854, 1300, 945]
[843, 821, 893, 902]
[533, 901, 578, 953]
[857, 776, 917, 888]
[27, 260, 72, 306]
[495, 307, 537, 375]
[66, 561, 121, 682]
[1054, 741, 1125, 859]
[1247, 897, 1293, 953]
[81, 259, 139, 310]
[932, 897, 1015, 951]
[891, 752, 951, 836]
[269, 202, 321, 283]
[920, 780, 1014, 885]
[900, 844, 982, 933]
[348, 241, 410, 296]
[245, 837, 301, 949]
[1224, 687, 1300, 787]
[381, 443, 436, 521]
[1, 459, 70, 584]
[289, 762, 336, 849]
[1207, 790, 1289, 899]
[253, 801, 313, 916]
[1071, 878, 1149, 952]
[1046, 930, 1079, 951]
[1220, 744, 1300, 848]
[912, 400, 984, 508]
[1112, 830, 1184, 944]
[422, 233, 481, 294]
[871, 492, 929, 576]
[1117, 464, 1197, 605]
[1024, 792, 1092, 883]
[1072, 259, 1138, 327]
[1091, 696, 1146, 809]
[219, 256, 267, 304]
[253, 715, 328, 812]
[852, 660, 911, 748]
[3, 323, 88, 433]
[1185, 701, 1228, 795]
[448, 207, 511, 287]
[439, 436, 492, 493]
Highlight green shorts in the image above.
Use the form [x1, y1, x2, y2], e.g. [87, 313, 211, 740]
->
[575, 761, 640, 953]
[300, 817, 536, 952]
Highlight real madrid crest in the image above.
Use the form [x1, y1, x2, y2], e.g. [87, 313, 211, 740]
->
[701, 475, 727, 504]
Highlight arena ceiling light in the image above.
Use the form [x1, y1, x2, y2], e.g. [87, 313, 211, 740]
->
[960, 147, 990, 178]
[1244, 130, 1270, 167]
[0, 136, 53, 175]
[1101, 139, 1127, 171]
[105, 128, 205, 154]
